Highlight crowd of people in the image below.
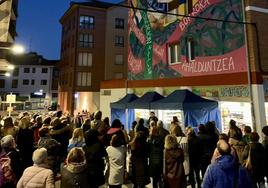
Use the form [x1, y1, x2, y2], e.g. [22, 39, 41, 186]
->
[0, 110, 267, 188]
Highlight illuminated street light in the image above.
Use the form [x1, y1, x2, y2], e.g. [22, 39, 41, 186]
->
[11, 44, 25, 54]
[7, 65, 14, 70]
[4, 72, 10, 77]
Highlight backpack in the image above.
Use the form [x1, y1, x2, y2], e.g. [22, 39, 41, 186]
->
[0, 154, 16, 185]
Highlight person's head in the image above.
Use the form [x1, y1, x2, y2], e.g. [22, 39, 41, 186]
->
[36, 116, 42, 124]
[71, 128, 84, 141]
[229, 119, 236, 127]
[138, 118, 144, 126]
[216, 140, 231, 156]
[1, 135, 15, 150]
[111, 119, 122, 128]
[229, 127, 242, 140]
[150, 125, 158, 137]
[3, 116, 13, 128]
[32, 148, 48, 165]
[219, 133, 229, 142]
[43, 116, 52, 125]
[66, 147, 85, 164]
[110, 134, 122, 147]
[50, 117, 60, 127]
[56, 111, 63, 118]
[250, 132, 260, 142]
[131, 121, 137, 130]
[157, 120, 164, 128]
[172, 116, 179, 123]
[83, 118, 91, 125]
[94, 110, 102, 120]
[39, 127, 50, 137]
[186, 127, 195, 137]
[165, 135, 178, 150]
[243, 126, 252, 135]
[84, 129, 99, 146]
[262, 126, 268, 137]
[150, 111, 155, 117]
[149, 120, 156, 128]
[198, 124, 206, 133]
[103, 117, 109, 125]
[170, 124, 184, 137]
[19, 116, 31, 129]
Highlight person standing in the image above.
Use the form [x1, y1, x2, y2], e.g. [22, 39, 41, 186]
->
[262, 126, 268, 182]
[202, 140, 252, 188]
[163, 135, 186, 188]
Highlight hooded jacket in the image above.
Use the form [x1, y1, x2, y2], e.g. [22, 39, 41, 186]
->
[61, 161, 89, 188]
[202, 155, 253, 188]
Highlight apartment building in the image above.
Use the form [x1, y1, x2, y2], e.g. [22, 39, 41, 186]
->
[59, 0, 128, 114]
[100, 0, 268, 135]
[0, 52, 59, 110]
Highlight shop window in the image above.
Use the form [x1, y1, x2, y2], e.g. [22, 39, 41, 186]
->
[80, 15, 94, 29]
[168, 42, 181, 64]
[115, 18, 124, 29]
[79, 34, 94, 48]
[78, 52, 92, 66]
[32, 68, 36, 73]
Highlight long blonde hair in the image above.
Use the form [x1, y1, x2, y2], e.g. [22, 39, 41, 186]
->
[69, 128, 84, 144]
[164, 135, 178, 150]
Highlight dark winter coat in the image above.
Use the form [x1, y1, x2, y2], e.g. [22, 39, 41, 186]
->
[188, 135, 201, 168]
[61, 161, 89, 188]
[202, 155, 253, 188]
[164, 148, 186, 188]
[82, 142, 107, 187]
[243, 142, 265, 183]
[263, 136, 268, 178]
[148, 136, 164, 177]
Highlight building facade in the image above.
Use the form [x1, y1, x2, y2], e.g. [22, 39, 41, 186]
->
[100, 0, 268, 135]
[0, 0, 18, 74]
[58, 1, 128, 114]
[0, 52, 59, 110]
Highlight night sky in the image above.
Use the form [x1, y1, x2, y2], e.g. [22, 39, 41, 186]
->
[16, 0, 121, 60]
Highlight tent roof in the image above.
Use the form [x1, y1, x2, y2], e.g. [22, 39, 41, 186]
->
[127, 91, 164, 109]
[151, 89, 218, 110]
[110, 93, 139, 109]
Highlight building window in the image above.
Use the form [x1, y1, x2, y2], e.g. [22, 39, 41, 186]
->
[41, 80, 47, 85]
[115, 54, 123, 65]
[42, 68, 48, 73]
[187, 38, 195, 61]
[32, 68, 36, 73]
[12, 79, 18, 88]
[78, 52, 92, 66]
[52, 93, 58, 98]
[115, 36, 124, 47]
[13, 68, 19, 76]
[77, 72, 91, 86]
[31, 79, 35, 85]
[24, 68, 30, 73]
[168, 43, 181, 64]
[23, 79, 29, 85]
[79, 34, 94, 48]
[0, 79, 5, 88]
[115, 18, 124, 29]
[80, 15, 94, 29]
[114, 72, 124, 79]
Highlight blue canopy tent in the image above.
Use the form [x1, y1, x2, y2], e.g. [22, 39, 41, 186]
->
[127, 91, 164, 109]
[151, 89, 222, 130]
[110, 93, 138, 131]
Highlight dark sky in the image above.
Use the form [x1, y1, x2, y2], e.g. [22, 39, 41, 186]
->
[16, 0, 121, 60]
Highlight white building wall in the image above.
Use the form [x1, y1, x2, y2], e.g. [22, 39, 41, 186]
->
[100, 88, 127, 119]
[2, 65, 54, 103]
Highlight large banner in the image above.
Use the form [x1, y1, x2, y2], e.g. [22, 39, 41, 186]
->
[128, 0, 247, 80]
